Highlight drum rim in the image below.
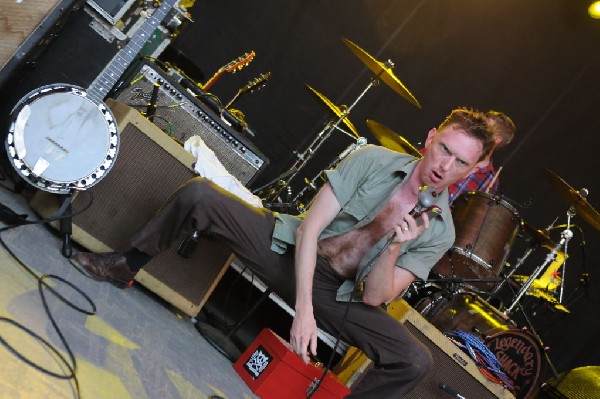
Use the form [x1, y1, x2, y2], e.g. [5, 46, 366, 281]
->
[463, 190, 520, 216]
[5, 84, 120, 194]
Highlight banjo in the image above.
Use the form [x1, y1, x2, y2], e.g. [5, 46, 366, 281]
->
[5, 0, 178, 194]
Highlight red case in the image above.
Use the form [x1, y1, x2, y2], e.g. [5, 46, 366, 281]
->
[234, 328, 351, 399]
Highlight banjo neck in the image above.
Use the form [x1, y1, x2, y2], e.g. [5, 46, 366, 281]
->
[87, 0, 177, 104]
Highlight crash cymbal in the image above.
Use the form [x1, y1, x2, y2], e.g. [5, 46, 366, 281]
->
[365, 119, 421, 158]
[520, 220, 555, 247]
[342, 37, 421, 109]
[305, 84, 360, 138]
[544, 168, 600, 230]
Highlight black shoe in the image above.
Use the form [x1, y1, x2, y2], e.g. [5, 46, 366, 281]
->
[74, 252, 135, 289]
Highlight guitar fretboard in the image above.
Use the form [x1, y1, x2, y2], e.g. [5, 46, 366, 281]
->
[87, 0, 177, 104]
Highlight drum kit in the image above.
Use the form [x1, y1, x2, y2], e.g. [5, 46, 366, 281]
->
[405, 169, 600, 398]
[252, 36, 600, 398]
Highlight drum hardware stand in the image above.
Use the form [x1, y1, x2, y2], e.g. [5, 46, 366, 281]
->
[505, 282, 560, 380]
[489, 245, 537, 297]
[254, 75, 379, 206]
[251, 119, 343, 204]
[291, 137, 368, 211]
[504, 208, 575, 316]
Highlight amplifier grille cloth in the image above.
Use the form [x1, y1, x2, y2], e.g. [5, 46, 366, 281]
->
[71, 122, 231, 308]
[72, 123, 193, 247]
[115, 63, 267, 185]
[404, 321, 501, 399]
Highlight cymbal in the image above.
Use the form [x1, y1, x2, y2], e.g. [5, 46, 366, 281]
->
[520, 221, 555, 247]
[365, 119, 421, 158]
[512, 275, 569, 313]
[305, 84, 360, 138]
[544, 168, 600, 230]
[342, 37, 421, 109]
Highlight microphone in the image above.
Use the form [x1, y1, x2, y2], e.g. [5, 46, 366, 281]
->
[439, 383, 467, 399]
[417, 185, 437, 208]
[410, 186, 441, 220]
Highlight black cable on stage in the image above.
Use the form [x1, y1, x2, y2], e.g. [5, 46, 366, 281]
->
[0, 191, 98, 398]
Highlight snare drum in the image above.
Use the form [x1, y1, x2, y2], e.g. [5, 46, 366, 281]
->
[434, 191, 520, 291]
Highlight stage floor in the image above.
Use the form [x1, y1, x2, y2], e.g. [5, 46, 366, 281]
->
[0, 184, 258, 399]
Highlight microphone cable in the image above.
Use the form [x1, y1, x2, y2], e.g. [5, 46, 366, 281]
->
[306, 232, 399, 398]
[0, 190, 97, 399]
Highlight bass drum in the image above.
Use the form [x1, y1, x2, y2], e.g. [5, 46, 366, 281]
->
[485, 330, 547, 399]
[421, 292, 545, 399]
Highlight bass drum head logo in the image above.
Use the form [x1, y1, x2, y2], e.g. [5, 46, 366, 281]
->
[485, 329, 546, 399]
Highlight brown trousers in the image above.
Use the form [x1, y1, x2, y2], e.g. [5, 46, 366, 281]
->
[130, 178, 432, 398]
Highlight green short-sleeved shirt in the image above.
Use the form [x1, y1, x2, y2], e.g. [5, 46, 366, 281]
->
[271, 145, 455, 301]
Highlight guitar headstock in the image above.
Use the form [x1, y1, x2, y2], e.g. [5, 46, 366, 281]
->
[241, 72, 272, 94]
[220, 51, 256, 74]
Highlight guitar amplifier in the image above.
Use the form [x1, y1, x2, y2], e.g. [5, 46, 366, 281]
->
[29, 100, 234, 317]
[333, 299, 515, 399]
[113, 61, 268, 186]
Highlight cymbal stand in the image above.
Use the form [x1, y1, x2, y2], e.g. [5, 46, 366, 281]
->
[504, 210, 574, 315]
[253, 122, 356, 205]
[489, 245, 537, 297]
[291, 137, 368, 211]
[255, 76, 381, 205]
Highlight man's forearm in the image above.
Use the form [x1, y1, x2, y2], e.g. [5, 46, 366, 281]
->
[362, 241, 402, 305]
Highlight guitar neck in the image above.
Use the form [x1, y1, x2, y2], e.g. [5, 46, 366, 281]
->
[224, 90, 242, 109]
[87, 0, 176, 104]
[202, 72, 222, 92]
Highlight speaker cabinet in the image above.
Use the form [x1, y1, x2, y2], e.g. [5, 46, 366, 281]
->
[30, 100, 234, 317]
[333, 299, 515, 399]
[113, 61, 268, 186]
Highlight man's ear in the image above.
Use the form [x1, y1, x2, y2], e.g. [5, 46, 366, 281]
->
[423, 128, 437, 149]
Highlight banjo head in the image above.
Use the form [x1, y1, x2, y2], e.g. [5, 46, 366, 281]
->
[5, 84, 119, 193]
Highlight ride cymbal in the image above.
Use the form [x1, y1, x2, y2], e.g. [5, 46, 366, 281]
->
[305, 84, 360, 138]
[544, 168, 600, 230]
[342, 37, 421, 109]
[365, 119, 421, 158]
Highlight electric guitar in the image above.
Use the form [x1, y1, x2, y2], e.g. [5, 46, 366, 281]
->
[225, 72, 271, 109]
[5, 0, 178, 194]
[202, 51, 255, 91]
